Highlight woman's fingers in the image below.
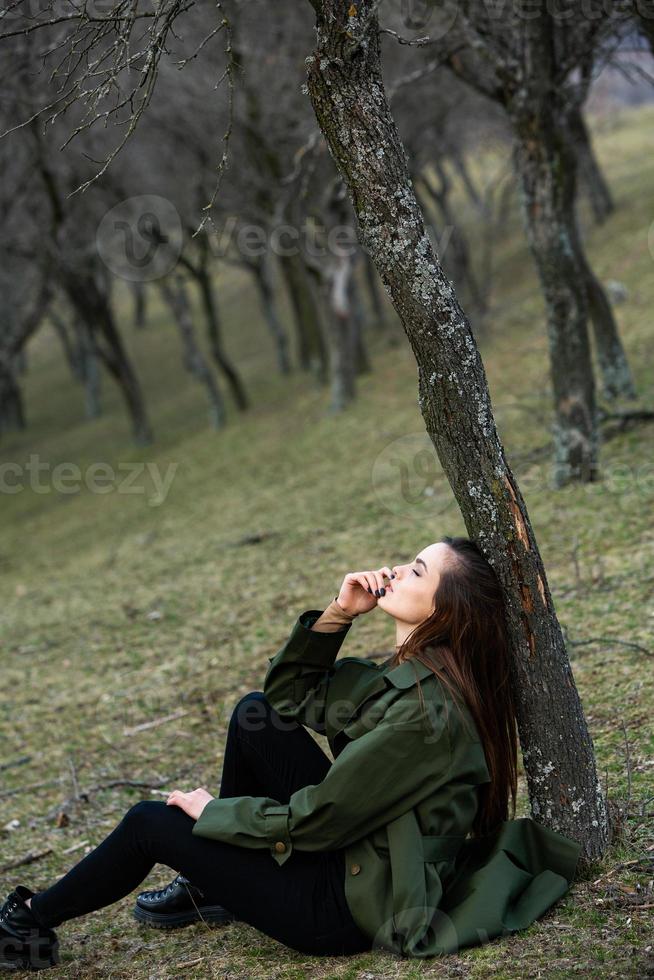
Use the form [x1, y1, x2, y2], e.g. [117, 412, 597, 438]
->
[365, 566, 393, 595]
[355, 569, 393, 596]
[347, 572, 374, 596]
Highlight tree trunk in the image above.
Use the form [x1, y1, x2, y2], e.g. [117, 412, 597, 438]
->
[64, 276, 152, 444]
[159, 275, 226, 428]
[195, 267, 249, 411]
[566, 217, 637, 402]
[305, 0, 608, 863]
[50, 310, 85, 382]
[278, 251, 329, 381]
[78, 317, 102, 420]
[511, 119, 599, 486]
[637, 11, 654, 56]
[309, 253, 358, 411]
[13, 348, 28, 375]
[250, 252, 292, 375]
[349, 267, 372, 375]
[0, 272, 52, 436]
[0, 359, 25, 434]
[131, 281, 148, 330]
[567, 106, 613, 224]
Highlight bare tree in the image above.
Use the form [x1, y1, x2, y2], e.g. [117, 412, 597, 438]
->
[304, 0, 608, 863]
[429, 3, 637, 461]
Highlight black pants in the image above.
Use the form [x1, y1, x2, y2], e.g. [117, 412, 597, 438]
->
[29, 691, 372, 956]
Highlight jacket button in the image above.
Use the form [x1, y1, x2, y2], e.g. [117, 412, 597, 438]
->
[350, 863, 361, 875]
[274, 841, 287, 853]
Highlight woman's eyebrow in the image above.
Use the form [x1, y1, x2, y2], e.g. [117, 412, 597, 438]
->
[416, 557, 428, 571]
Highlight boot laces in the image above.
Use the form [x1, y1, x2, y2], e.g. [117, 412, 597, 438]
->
[159, 875, 185, 899]
[0, 898, 20, 923]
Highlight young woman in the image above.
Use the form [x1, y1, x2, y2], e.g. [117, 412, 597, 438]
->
[0, 536, 581, 970]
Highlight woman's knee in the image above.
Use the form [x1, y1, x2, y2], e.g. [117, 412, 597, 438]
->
[230, 690, 272, 734]
[122, 799, 167, 830]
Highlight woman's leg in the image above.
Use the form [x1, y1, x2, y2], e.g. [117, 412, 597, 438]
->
[29, 801, 369, 956]
[217, 690, 332, 801]
[28, 692, 371, 955]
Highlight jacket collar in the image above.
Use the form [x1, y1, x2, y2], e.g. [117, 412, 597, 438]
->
[382, 654, 440, 689]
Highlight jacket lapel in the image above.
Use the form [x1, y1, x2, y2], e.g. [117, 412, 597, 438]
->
[328, 655, 438, 747]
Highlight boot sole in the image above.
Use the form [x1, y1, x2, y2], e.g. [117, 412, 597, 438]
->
[132, 905, 236, 929]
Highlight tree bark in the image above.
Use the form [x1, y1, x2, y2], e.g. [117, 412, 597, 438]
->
[362, 247, 384, 320]
[305, 0, 608, 863]
[511, 121, 599, 485]
[418, 163, 487, 319]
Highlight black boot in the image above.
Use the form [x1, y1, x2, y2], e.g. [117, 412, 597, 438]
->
[133, 874, 237, 929]
[0, 885, 59, 972]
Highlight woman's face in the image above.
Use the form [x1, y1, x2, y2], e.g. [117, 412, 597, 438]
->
[377, 541, 450, 625]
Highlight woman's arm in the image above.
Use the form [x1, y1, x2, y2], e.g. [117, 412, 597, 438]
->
[191, 689, 449, 864]
[262, 568, 391, 733]
[309, 596, 358, 633]
[262, 606, 356, 735]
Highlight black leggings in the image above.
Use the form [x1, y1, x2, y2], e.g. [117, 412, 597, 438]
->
[29, 691, 372, 957]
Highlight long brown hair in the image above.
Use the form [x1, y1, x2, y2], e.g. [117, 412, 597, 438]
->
[387, 535, 518, 837]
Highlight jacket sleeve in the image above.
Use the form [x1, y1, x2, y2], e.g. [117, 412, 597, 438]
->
[191, 689, 450, 865]
[262, 608, 354, 735]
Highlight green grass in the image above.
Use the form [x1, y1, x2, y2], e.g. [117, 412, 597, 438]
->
[1, 102, 653, 978]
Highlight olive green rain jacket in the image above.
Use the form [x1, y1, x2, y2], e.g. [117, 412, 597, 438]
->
[192, 609, 582, 957]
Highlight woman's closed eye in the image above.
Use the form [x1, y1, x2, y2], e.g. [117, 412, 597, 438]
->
[412, 568, 420, 576]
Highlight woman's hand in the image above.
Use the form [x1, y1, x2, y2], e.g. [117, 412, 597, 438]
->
[336, 566, 394, 617]
[166, 787, 214, 821]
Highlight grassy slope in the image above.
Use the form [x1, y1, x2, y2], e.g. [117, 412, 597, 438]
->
[1, 103, 653, 979]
